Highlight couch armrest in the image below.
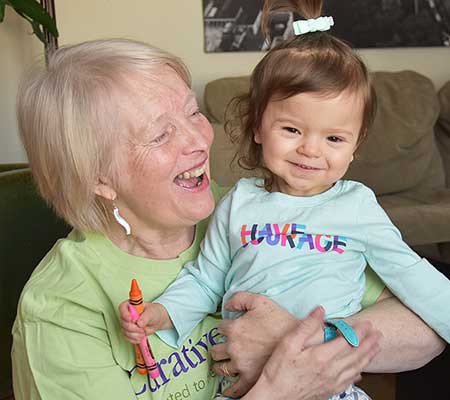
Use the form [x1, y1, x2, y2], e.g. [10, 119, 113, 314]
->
[0, 163, 28, 173]
[437, 81, 450, 188]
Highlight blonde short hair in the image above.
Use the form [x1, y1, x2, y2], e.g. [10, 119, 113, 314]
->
[17, 39, 191, 233]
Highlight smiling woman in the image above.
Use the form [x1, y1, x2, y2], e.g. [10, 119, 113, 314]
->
[12, 39, 224, 399]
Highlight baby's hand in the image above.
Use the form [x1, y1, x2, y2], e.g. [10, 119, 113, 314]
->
[119, 301, 172, 344]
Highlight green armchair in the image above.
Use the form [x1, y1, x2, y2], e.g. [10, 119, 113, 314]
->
[0, 167, 70, 399]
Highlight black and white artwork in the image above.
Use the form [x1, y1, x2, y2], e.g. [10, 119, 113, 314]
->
[203, 0, 450, 52]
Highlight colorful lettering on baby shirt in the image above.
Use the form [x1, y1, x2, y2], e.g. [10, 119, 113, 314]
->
[240, 223, 347, 254]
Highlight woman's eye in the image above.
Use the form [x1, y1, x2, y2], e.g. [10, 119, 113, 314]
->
[191, 109, 202, 117]
[152, 131, 169, 144]
[328, 136, 343, 143]
[283, 126, 300, 134]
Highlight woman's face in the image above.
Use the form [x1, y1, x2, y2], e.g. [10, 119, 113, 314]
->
[115, 67, 215, 233]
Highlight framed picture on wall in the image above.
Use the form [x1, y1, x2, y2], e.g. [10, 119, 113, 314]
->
[203, 0, 450, 52]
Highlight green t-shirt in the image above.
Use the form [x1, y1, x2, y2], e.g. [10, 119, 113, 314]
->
[11, 182, 384, 400]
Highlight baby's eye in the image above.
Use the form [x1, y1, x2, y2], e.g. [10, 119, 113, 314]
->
[327, 136, 343, 143]
[283, 127, 300, 134]
[191, 109, 202, 117]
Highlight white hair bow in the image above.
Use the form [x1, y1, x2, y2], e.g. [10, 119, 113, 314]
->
[293, 16, 334, 35]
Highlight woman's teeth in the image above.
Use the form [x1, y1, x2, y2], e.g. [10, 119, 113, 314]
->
[177, 165, 206, 180]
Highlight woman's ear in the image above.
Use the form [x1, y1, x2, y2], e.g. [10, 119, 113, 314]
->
[95, 177, 117, 201]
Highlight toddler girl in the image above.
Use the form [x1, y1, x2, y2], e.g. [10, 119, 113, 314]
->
[121, 1, 450, 399]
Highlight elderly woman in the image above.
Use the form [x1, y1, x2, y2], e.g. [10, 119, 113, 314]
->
[12, 39, 444, 400]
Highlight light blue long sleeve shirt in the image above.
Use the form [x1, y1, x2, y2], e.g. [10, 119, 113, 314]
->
[156, 178, 450, 347]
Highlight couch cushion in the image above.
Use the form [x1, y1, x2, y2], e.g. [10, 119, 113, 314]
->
[205, 76, 249, 124]
[436, 80, 450, 188]
[205, 71, 444, 195]
[378, 189, 450, 246]
[346, 71, 443, 195]
[210, 122, 254, 187]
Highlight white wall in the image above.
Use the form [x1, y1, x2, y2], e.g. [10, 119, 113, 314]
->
[2, 0, 450, 162]
[0, 8, 41, 162]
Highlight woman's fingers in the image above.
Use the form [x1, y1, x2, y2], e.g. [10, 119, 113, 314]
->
[210, 342, 229, 361]
[212, 360, 238, 377]
[223, 307, 325, 398]
[273, 306, 324, 354]
[216, 293, 301, 397]
[223, 376, 252, 398]
[223, 291, 262, 312]
[295, 306, 325, 347]
[216, 318, 233, 337]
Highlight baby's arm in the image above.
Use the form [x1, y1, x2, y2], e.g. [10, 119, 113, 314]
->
[119, 301, 172, 344]
[153, 192, 235, 347]
[358, 186, 450, 342]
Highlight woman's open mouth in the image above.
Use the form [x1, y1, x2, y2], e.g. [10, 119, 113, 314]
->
[174, 163, 207, 189]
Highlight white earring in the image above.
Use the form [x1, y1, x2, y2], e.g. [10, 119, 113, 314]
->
[113, 205, 131, 236]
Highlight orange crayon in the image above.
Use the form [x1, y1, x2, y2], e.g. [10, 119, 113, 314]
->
[129, 279, 159, 377]
[129, 279, 147, 375]
[129, 279, 145, 313]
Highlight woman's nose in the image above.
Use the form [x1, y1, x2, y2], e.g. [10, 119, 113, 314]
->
[181, 121, 212, 154]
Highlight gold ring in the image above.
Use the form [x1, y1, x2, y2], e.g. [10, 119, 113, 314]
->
[222, 363, 230, 376]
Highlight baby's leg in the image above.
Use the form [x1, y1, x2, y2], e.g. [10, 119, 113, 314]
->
[329, 385, 371, 400]
[213, 385, 371, 400]
[213, 384, 370, 399]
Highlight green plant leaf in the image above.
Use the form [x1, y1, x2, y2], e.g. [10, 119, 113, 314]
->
[0, 0, 6, 23]
[30, 19, 45, 43]
[8, 0, 58, 37]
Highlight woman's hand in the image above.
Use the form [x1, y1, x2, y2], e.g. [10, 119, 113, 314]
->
[242, 308, 382, 400]
[211, 292, 324, 396]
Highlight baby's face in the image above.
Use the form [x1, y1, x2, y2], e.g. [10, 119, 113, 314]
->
[255, 90, 362, 197]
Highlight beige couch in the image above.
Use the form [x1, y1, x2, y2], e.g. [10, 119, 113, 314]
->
[205, 70, 450, 399]
[207, 70, 450, 264]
